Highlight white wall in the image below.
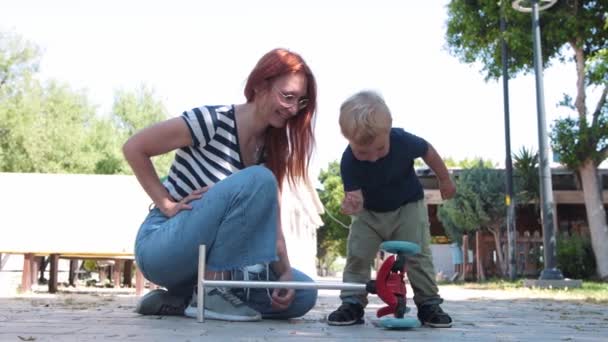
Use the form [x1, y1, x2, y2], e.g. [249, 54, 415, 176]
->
[280, 178, 324, 278]
[430, 244, 456, 279]
[0, 172, 325, 286]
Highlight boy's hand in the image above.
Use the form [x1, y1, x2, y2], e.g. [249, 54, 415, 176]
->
[439, 179, 456, 200]
[341, 190, 363, 215]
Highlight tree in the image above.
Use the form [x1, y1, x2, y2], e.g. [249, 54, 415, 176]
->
[439, 156, 496, 169]
[513, 146, 540, 207]
[0, 31, 120, 174]
[0, 31, 40, 95]
[436, 186, 476, 246]
[446, 0, 608, 280]
[111, 84, 174, 175]
[86, 118, 129, 174]
[316, 161, 350, 276]
[112, 84, 168, 136]
[0, 31, 40, 171]
[0, 79, 100, 173]
[0, 31, 173, 176]
[438, 162, 508, 276]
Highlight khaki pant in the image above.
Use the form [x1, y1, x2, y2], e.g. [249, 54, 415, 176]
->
[340, 199, 442, 308]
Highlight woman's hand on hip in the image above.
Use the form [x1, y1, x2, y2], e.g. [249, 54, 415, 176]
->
[159, 186, 211, 217]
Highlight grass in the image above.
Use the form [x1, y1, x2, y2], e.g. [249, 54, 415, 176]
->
[440, 279, 608, 304]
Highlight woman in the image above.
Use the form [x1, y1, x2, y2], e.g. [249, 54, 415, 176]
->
[123, 48, 318, 321]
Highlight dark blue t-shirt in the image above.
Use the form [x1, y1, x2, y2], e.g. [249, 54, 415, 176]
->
[340, 128, 428, 212]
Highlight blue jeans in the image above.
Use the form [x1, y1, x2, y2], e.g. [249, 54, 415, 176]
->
[134, 166, 317, 319]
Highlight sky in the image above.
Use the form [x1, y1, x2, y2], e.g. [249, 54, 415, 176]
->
[1, 0, 596, 180]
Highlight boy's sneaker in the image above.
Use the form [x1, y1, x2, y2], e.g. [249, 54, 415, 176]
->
[327, 302, 365, 326]
[135, 289, 188, 316]
[417, 304, 452, 328]
[184, 287, 261, 322]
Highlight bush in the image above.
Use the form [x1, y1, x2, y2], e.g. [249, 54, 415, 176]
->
[556, 233, 597, 279]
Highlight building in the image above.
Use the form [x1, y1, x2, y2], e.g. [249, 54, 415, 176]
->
[418, 167, 608, 278]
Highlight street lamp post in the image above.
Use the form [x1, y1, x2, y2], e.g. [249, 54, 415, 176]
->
[512, 0, 563, 280]
[500, 0, 517, 281]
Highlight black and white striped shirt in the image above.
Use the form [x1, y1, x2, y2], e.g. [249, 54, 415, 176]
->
[163, 105, 245, 201]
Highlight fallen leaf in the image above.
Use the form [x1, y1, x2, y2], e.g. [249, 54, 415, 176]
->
[17, 337, 36, 341]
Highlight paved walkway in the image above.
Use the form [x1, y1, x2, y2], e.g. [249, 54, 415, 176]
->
[1, 285, 607, 341]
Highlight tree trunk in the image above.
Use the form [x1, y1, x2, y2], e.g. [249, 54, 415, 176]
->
[475, 231, 486, 281]
[571, 40, 608, 280]
[572, 40, 586, 116]
[490, 227, 507, 277]
[461, 235, 469, 281]
[578, 160, 608, 280]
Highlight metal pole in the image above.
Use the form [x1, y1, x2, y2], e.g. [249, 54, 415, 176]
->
[530, 0, 563, 280]
[501, 0, 517, 281]
[196, 245, 370, 323]
[197, 245, 205, 323]
[202, 279, 367, 291]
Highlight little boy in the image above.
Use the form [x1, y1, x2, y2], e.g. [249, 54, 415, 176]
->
[327, 90, 456, 328]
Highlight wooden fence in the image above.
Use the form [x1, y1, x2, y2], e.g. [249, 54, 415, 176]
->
[460, 230, 544, 281]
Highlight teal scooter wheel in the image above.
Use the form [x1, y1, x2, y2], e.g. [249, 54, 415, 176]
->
[379, 317, 421, 329]
[380, 241, 420, 256]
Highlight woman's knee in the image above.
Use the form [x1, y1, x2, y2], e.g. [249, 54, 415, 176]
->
[246, 165, 278, 193]
[295, 289, 318, 316]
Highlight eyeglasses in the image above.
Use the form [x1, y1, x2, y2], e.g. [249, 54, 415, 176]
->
[274, 86, 309, 111]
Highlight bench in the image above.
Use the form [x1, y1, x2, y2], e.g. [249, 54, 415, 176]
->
[0, 172, 152, 295]
[0, 251, 143, 293]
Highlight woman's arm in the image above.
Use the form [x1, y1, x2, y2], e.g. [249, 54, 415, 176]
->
[122, 117, 200, 216]
[271, 191, 292, 277]
[269, 191, 295, 310]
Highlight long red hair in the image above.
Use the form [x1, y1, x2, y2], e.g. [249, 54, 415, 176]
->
[244, 48, 317, 189]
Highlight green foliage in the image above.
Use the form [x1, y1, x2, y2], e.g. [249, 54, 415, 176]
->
[513, 146, 540, 205]
[587, 48, 607, 86]
[112, 84, 168, 136]
[457, 157, 496, 169]
[445, 0, 607, 82]
[0, 31, 40, 96]
[439, 181, 485, 235]
[87, 118, 130, 174]
[557, 233, 597, 279]
[448, 279, 608, 303]
[316, 161, 350, 275]
[438, 161, 506, 243]
[437, 201, 466, 245]
[442, 157, 456, 168]
[447, 1, 608, 167]
[111, 84, 173, 175]
[83, 260, 98, 272]
[0, 79, 100, 173]
[458, 164, 506, 226]
[436, 157, 496, 169]
[551, 111, 608, 169]
[0, 31, 173, 175]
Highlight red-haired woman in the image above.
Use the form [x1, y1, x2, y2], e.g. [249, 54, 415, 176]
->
[123, 48, 318, 322]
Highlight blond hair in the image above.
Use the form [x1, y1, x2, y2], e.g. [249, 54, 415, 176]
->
[339, 90, 392, 145]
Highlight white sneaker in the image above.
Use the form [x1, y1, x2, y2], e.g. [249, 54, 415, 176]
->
[184, 287, 261, 322]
